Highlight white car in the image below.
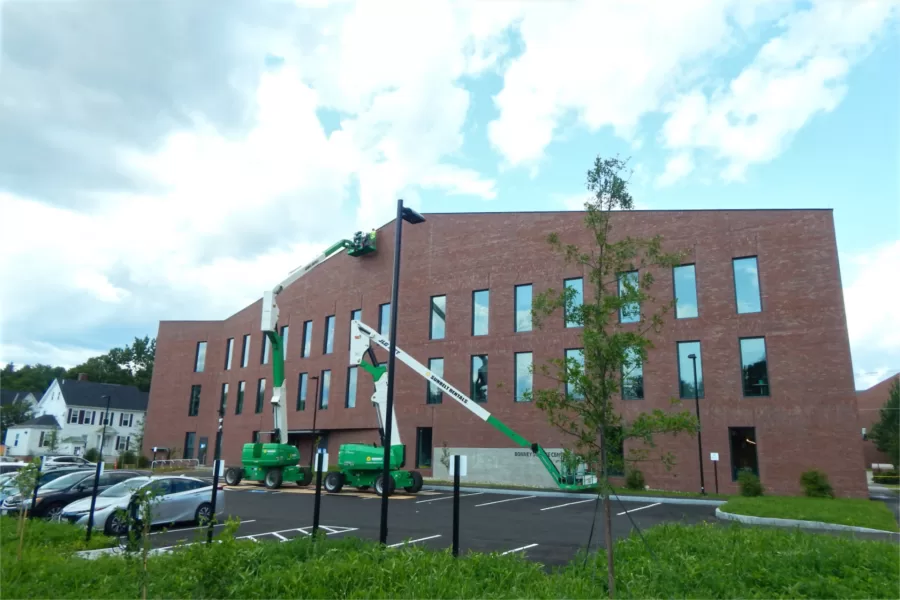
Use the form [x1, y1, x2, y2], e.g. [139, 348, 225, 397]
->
[60, 475, 225, 536]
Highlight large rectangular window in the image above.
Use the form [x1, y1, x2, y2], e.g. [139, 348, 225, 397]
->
[280, 325, 289, 357]
[379, 303, 391, 336]
[224, 338, 234, 370]
[349, 309, 361, 348]
[346, 366, 358, 408]
[470, 354, 488, 402]
[323, 315, 335, 354]
[618, 271, 640, 323]
[220, 383, 229, 414]
[320, 370, 331, 409]
[729, 426, 759, 480]
[565, 348, 584, 400]
[297, 373, 308, 411]
[733, 256, 762, 314]
[261, 335, 270, 365]
[427, 358, 444, 404]
[188, 384, 201, 416]
[255, 378, 266, 413]
[740, 337, 770, 396]
[472, 289, 489, 336]
[235, 381, 245, 415]
[430, 295, 446, 340]
[673, 264, 699, 319]
[301, 320, 313, 358]
[564, 277, 584, 327]
[415, 427, 433, 468]
[677, 341, 704, 399]
[621, 347, 644, 400]
[514, 284, 532, 332]
[241, 334, 250, 368]
[515, 352, 533, 402]
[194, 342, 207, 372]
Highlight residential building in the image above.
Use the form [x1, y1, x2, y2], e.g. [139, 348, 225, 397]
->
[857, 372, 899, 469]
[143, 209, 869, 497]
[3, 375, 148, 460]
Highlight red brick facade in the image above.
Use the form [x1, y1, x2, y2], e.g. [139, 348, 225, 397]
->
[857, 373, 899, 468]
[143, 209, 869, 497]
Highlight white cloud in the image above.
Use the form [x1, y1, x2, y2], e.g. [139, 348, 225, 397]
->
[656, 153, 695, 187]
[0, 341, 104, 371]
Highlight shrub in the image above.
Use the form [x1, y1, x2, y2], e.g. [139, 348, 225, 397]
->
[83, 448, 101, 463]
[137, 455, 151, 468]
[118, 450, 137, 466]
[873, 469, 899, 485]
[738, 469, 764, 497]
[800, 469, 834, 498]
[625, 469, 645, 490]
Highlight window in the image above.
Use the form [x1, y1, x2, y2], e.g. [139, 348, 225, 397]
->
[235, 381, 245, 415]
[255, 378, 266, 413]
[472, 289, 489, 336]
[565, 349, 584, 400]
[733, 256, 762, 314]
[350, 309, 361, 347]
[673, 264, 699, 319]
[194, 342, 207, 372]
[323, 315, 335, 354]
[564, 277, 584, 327]
[188, 384, 201, 416]
[621, 347, 644, 400]
[241, 334, 250, 368]
[471, 355, 488, 403]
[514, 284, 532, 332]
[515, 352, 533, 402]
[427, 358, 444, 404]
[184, 432, 196, 460]
[379, 303, 391, 336]
[224, 337, 234, 370]
[415, 427, 433, 468]
[301, 320, 313, 358]
[618, 271, 640, 323]
[430, 295, 446, 340]
[297, 373, 308, 411]
[261, 334, 270, 364]
[281, 325, 289, 358]
[346, 366, 358, 408]
[740, 337, 770, 396]
[677, 341, 704, 399]
[729, 427, 759, 480]
[251, 430, 259, 444]
[220, 383, 229, 414]
[607, 426, 625, 477]
[320, 370, 331, 409]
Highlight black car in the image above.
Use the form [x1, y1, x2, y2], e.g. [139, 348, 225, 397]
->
[1, 469, 143, 520]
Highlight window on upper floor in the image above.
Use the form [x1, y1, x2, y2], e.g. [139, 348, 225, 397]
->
[349, 309, 361, 348]
[430, 295, 446, 340]
[261, 334, 270, 365]
[514, 284, 532, 332]
[565, 348, 584, 400]
[320, 370, 331, 410]
[235, 381, 245, 415]
[564, 278, 584, 328]
[677, 341, 704, 399]
[255, 378, 266, 414]
[280, 325, 289, 358]
[194, 342, 207, 372]
[224, 337, 234, 370]
[515, 352, 533, 402]
[733, 256, 762, 314]
[188, 385, 201, 416]
[471, 354, 488, 403]
[426, 358, 444, 405]
[740, 337, 770, 397]
[621, 347, 644, 400]
[673, 264, 699, 319]
[346, 366, 358, 408]
[302, 320, 313, 358]
[472, 290, 489, 336]
[379, 303, 391, 336]
[219, 383, 229, 414]
[324, 315, 335, 354]
[297, 373, 308, 411]
[618, 271, 640, 323]
[241, 334, 250, 368]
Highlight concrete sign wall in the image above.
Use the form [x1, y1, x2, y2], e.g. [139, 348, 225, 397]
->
[431, 447, 567, 488]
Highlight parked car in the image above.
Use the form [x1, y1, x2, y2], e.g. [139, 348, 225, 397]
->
[0, 467, 95, 508]
[1, 469, 142, 520]
[60, 475, 225, 535]
[41, 455, 96, 471]
[0, 461, 28, 474]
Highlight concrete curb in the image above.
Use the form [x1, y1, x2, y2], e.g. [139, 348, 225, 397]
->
[422, 484, 726, 506]
[715, 508, 900, 536]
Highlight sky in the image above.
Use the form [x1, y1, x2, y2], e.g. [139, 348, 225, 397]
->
[0, 0, 898, 391]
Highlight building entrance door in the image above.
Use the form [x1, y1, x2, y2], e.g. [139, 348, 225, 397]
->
[729, 427, 759, 481]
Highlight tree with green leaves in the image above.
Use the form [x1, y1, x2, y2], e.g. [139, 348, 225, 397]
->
[869, 378, 899, 468]
[0, 397, 34, 444]
[1, 363, 66, 395]
[527, 154, 699, 598]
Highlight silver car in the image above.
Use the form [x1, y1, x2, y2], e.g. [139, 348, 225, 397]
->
[60, 475, 225, 535]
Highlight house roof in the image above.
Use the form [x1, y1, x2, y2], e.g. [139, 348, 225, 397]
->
[17, 414, 61, 429]
[57, 379, 149, 412]
[0, 389, 34, 407]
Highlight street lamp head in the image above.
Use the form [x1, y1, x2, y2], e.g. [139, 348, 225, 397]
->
[688, 354, 697, 359]
[401, 206, 425, 224]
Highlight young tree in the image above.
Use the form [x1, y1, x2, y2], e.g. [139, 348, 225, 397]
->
[528, 154, 699, 598]
[869, 378, 899, 468]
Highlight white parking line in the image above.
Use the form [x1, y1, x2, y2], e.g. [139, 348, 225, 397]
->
[272, 532, 288, 541]
[416, 492, 485, 504]
[387, 534, 442, 548]
[150, 519, 257, 536]
[501, 543, 538, 555]
[474, 495, 536, 507]
[616, 502, 661, 516]
[540, 499, 594, 511]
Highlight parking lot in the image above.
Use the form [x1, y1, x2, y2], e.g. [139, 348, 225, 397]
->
[145, 481, 719, 566]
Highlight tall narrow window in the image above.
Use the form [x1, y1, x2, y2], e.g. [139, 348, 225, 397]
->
[415, 427, 433, 468]
[514, 284, 532, 332]
[733, 256, 762, 314]
[673, 264, 699, 319]
[235, 381, 245, 415]
[280, 325, 289, 357]
[349, 309, 361, 348]
[471, 354, 488, 402]
[184, 432, 196, 460]
[320, 370, 331, 409]
[621, 347, 644, 400]
[618, 271, 640, 323]
[472, 289, 489, 336]
[241, 334, 250, 368]
[564, 277, 584, 327]
[515, 352, 533, 402]
[346, 366, 358, 408]
[220, 383, 229, 414]
[426, 358, 444, 404]
[224, 338, 234, 370]
[255, 378, 266, 413]
[194, 342, 207, 372]
[297, 373, 308, 411]
[323, 315, 335, 354]
[565, 349, 584, 400]
[379, 303, 391, 336]
[188, 385, 201, 416]
[740, 337, 770, 396]
[430, 295, 446, 340]
[677, 341, 704, 399]
[301, 320, 313, 358]
[261, 335, 270, 364]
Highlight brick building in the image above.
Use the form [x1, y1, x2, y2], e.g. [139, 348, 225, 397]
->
[143, 209, 869, 497]
[857, 373, 899, 469]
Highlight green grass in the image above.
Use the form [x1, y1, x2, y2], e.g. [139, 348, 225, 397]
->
[3, 516, 898, 598]
[424, 478, 731, 500]
[721, 496, 900, 532]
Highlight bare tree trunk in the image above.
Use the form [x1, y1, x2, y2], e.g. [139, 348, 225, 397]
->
[16, 505, 27, 561]
[599, 425, 616, 598]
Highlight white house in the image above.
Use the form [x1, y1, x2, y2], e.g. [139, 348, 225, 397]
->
[3, 375, 149, 461]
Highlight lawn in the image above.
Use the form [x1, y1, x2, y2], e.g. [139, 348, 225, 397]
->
[2, 516, 898, 598]
[720, 496, 900, 532]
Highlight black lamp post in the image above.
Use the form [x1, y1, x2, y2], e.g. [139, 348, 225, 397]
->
[206, 388, 226, 543]
[379, 198, 425, 546]
[86, 394, 111, 542]
[308, 375, 320, 470]
[688, 354, 705, 495]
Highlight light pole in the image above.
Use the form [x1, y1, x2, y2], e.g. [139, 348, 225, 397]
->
[86, 394, 111, 542]
[379, 198, 425, 546]
[688, 354, 705, 495]
[308, 375, 320, 470]
[206, 386, 226, 543]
